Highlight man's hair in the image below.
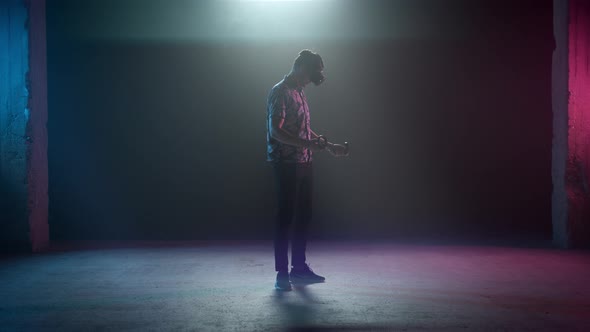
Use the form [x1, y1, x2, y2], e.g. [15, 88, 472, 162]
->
[293, 49, 324, 71]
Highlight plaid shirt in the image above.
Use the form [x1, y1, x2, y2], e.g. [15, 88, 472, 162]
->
[266, 76, 312, 163]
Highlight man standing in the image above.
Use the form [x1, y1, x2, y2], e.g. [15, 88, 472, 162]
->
[266, 50, 345, 291]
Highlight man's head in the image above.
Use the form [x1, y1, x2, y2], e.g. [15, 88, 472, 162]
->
[292, 49, 325, 86]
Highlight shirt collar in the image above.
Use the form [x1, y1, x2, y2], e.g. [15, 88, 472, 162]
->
[283, 74, 304, 92]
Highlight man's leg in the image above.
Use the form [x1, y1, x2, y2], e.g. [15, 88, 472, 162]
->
[290, 162, 324, 283]
[273, 162, 297, 273]
[291, 162, 313, 269]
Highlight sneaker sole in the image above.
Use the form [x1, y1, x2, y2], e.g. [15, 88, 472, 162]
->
[289, 277, 325, 284]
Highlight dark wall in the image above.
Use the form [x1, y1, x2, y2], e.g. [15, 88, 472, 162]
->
[47, 0, 554, 240]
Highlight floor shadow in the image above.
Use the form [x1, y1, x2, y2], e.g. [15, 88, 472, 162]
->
[272, 283, 319, 330]
[272, 282, 393, 331]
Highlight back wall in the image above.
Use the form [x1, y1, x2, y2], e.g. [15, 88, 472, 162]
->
[46, 0, 554, 240]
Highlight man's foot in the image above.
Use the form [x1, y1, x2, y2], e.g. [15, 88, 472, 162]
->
[275, 271, 292, 291]
[290, 263, 326, 284]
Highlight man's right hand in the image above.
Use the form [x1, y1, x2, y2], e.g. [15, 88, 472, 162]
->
[304, 139, 324, 153]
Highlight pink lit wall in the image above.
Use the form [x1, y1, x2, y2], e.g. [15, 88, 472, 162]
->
[566, 0, 590, 247]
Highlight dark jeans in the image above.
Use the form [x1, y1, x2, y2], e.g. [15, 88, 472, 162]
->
[273, 161, 313, 272]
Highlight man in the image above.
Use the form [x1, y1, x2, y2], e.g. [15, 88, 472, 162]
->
[266, 49, 346, 291]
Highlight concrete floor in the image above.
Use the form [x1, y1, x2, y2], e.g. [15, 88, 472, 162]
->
[0, 241, 589, 331]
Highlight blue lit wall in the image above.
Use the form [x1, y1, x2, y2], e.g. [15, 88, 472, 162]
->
[0, 0, 30, 248]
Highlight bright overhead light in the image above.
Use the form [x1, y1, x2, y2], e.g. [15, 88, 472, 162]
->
[238, 0, 313, 2]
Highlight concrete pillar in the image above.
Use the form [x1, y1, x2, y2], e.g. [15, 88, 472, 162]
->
[0, 0, 49, 252]
[552, 0, 590, 248]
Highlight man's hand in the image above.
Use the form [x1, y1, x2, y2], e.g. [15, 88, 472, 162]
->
[326, 142, 350, 157]
[305, 139, 324, 153]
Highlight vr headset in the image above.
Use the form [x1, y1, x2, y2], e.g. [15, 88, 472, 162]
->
[310, 67, 325, 86]
[308, 56, 325, 86]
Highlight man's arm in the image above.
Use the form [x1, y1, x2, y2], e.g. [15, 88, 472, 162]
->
[310, 129, 320, 140]
[270, 116, 318, 150]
